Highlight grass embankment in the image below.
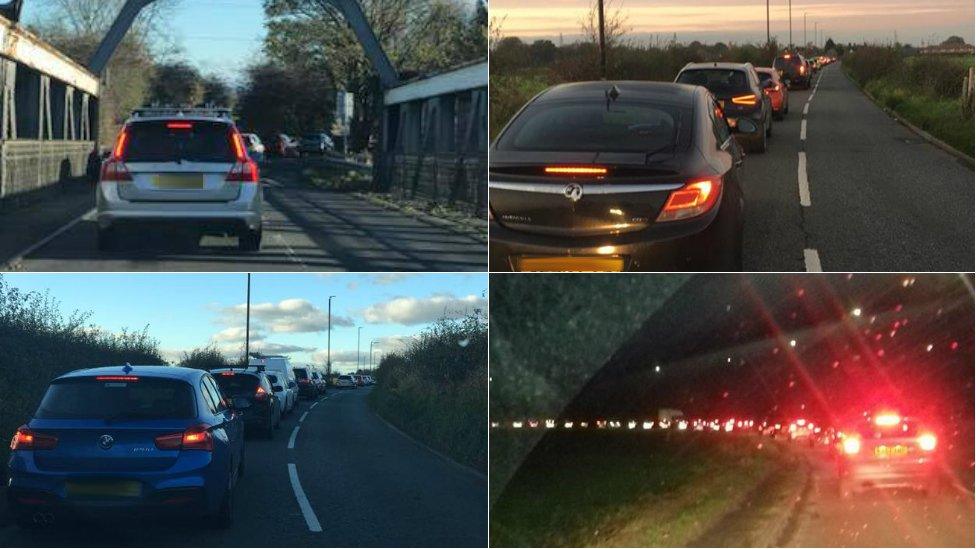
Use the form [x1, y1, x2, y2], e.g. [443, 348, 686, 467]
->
[491, 431, 802, 547]
[0, 276, 163, 474]
[368, 314, 487, 473]
[844, 48, 974, 157]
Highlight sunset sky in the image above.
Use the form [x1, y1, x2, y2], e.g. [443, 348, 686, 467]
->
[491, 0, 975, 46]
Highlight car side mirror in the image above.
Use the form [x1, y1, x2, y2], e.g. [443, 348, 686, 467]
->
[735, 118, 759, 134]
[273, 385, 283, 392]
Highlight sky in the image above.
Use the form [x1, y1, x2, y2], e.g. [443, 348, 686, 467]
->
[2, 273, 487, 373]
[492, 0, 976, 47]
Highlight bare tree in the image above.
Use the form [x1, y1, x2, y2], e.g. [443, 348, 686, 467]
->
[579, 0, 630, 49]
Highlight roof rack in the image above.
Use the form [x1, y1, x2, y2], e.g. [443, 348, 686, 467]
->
[131, 106, 233, 120]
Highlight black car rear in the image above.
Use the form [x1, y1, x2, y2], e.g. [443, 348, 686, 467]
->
[293, 367, 317, 399]
[489, 81, 745, 272]
[773, 53, 811, 88]
[212, 369, 276, 438]
[675, 63, 771, 152]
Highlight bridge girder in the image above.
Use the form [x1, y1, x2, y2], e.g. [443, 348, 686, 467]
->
[87, 0, 399, 88]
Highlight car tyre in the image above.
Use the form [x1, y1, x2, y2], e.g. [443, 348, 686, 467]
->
[97, 227, 118, 252]
[239, 229, 262, 252]
[751, 128, 767, 154]
[765, 116, 773, 137]
[211, 475, 235, 529]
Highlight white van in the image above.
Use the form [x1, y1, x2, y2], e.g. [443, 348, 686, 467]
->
[250, 356, 297, 414]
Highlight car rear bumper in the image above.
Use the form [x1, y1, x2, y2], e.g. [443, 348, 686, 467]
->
[96, 182, 262, 231]
[839, 459, 938, 489]
[489, 195, 740, 272]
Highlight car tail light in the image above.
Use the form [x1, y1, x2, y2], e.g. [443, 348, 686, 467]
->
[656, 178, 722, 222]
[731, 94, 758, 106]
[874, 413, 901, 426]
[155, 424, 213, 451]
[543, 166, 608, 176]
[113, 127, 130, 159]
[842, 437, 861, 455]
[226, 159, 259, 183]
[799, 65, 807, 75]
[96, 375, 139, 382]
[100, 159, 132, 182]
[10, 426, 57, 451]
[918, 433, 937, 451]
[254, 385, 269, 401]
[166, 122, 193, 130]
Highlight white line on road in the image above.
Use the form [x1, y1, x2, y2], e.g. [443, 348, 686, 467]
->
[804, 248, 823, 272]
[299, 411, 309, 423]
[287, 426, 300, 449]
[309, 401, 318, 409]
[803, 103, 809, 115]
[3, 207, 95, 268]
[797, 152, 812, 207]
[287, 463, 323, 532]
[800, 119, 807, 140]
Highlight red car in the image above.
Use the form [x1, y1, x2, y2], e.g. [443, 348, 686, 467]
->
[835, 411, 941, 497]
[756, 67, 789, 120]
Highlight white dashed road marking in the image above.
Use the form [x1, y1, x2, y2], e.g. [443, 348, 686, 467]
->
[287, 425, 300, 449]
[4, 208, 96, 268]
[797, 152, 811, 207]
[800, 119, 807, 140]
[804, 249, 823, 272]
[287, 463, 323, 532]
[299, 411, 309, 423]
[803, 103, 809, 115]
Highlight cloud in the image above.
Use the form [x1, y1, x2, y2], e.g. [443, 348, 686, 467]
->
[362, 293, 487, 325]
[217, 298, 354, 333]
[370, 274, 411, 285]
[309, 335, 417, 366]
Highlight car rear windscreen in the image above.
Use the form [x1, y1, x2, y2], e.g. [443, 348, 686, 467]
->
[496, 101, 687, 153]
[676, 69, 751, 95]
[773, 57, 802, 69]
[293, 368, 309, 379]
[757, 72, 774, 83]
[35, 377, 195, 420]
[124, 120, 236, 163]
[214, 373, 261, 396]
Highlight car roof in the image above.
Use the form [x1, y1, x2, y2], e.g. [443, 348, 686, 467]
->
[56, 365, 203, 382]
[754, 67, 776, 73]
[681, 61, 753, 72]
[535, 81, 701, 106]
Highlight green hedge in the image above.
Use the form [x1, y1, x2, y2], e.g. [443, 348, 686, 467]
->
[368, 314, 487, 472]
[0, 276, 163, 472]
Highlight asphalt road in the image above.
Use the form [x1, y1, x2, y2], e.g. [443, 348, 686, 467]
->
[0, 160, 486, 272]
[785, 446, 975, 547]
[0, 388, 488, 547]
[741, 62, 974, 272]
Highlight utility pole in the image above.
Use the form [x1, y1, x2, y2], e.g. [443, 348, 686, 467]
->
[369, 339, 380, 371]
[597, 0, 607, 79]
[814, 22, 818, 48]
[788, 0, 792, 48]
[357, 327, 362, 371]
[803, 12, 807, 48]
[244, 273, 251, 363]
[327, 295, 335, 376]
[766, 0, 770, 47]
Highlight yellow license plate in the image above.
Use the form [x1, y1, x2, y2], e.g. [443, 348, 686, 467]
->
[153, 174, 204, 189]
[517, 256, 625, 272]
[874, 445, 908, 459]
[66, 480, 142, 498]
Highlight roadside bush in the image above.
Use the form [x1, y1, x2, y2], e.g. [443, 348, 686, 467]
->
[0, 276, 163, 470]
[368, 313, 487, 472]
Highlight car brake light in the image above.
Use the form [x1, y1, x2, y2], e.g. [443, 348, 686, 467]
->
[254, 386, 269, 401]
[543, 166, 608, 176]
[167, 122, 193, 130]
[113, 128, 129, 159]
[656, 178, 722, 222]
[100, 159, 133, 182]
[799, 65, 806, 75]
[874, 413, 901, 426]
[226, 159, 259, 183]
[96, 375, 139, 382]
[156, 424, 213, 451]
[918, 433, 937, 451]
[10, 426, 57, 451]
[842, 437, 861, 455]
[731, 94, 757, 105]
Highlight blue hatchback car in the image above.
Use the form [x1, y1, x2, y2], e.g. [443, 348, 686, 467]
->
[6, 365, 245, 528]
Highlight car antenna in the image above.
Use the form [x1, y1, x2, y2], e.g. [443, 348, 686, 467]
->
[123, 363, 132, 374]
[605, 85, 620, 111]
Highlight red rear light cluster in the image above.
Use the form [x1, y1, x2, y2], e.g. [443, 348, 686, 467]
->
[227, 130, 259, 183]
[101, 127, 133, 182]
[918, 433, 937, 451]
[254, 385, 269, 401]
[657, 178, 722, 222]
[731, 94, 758, 106]
[544, 166, 608, 176]
[95, 375, 139, 382]
[154, 424, 214, 452]
[842, 437, 861, 455]
[10, 426, 58, 451]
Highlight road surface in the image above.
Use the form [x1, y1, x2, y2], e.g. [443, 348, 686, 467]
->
[785, 447, 975, 547]
[0, 160, 486, 272]
[741, 62, 973, 272]
[0, 388, 488, 547]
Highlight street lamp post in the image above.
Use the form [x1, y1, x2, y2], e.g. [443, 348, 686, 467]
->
[803, 12, 807, 48]
[814, 22, 818, 48]
[327, 295, 335, 376]
[244, 273, 251, 363]
[597, 0, 607, 79]
[788, 0, 792, 48]
[357, 327, 362, 371]
[369, 339, 380, 371]
[765, 0, 770, 47]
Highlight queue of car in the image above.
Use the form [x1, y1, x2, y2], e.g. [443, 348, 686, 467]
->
[487, 50, 825, 272]
[3, 362, 376, 530]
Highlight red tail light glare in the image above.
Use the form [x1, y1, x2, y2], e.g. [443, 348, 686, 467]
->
[918, 433, 937, 451]
[874, 413, 901, 426]
[96, 375, 139, 382]
[842, 437, 861, 455]
[10, 426, 57, 451]
[113, 128, 129, 159]
[731, 94, 758, 105]
[220, 372, 235, 376]
[799, 65, 807, 75]
[544, 166, 608, 176]
[656, 179, 722, 222]
[166, 122, 193, 130]
[181, 424, 214, 451]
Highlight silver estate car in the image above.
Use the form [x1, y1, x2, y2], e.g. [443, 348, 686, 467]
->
[96, 107, 263, 251]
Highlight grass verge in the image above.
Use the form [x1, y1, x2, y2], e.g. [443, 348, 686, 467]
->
[490, 431, 797, 547]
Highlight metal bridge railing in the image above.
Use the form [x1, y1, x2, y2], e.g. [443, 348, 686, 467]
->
[0, 140, 94, 199]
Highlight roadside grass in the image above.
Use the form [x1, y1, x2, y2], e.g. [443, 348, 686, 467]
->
[299, 162, 373, 192]
[844, 49, 974, 157]
[490, 431, 794, 547]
